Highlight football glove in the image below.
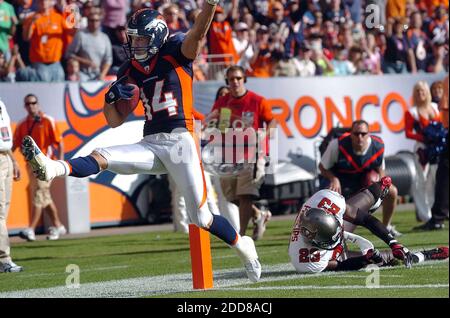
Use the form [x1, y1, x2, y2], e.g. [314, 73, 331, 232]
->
[390, 243, 414, 269]
[105, 76, 135, 104]
[365, 248, 384, 265]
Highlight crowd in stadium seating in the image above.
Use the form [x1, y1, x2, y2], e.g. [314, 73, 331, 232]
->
[0, 0, 448, 82]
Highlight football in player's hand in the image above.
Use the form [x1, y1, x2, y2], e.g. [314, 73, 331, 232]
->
[115, 83, 140, 117]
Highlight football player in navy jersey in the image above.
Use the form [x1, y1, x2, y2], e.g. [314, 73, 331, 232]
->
[21, 1, 262, 283]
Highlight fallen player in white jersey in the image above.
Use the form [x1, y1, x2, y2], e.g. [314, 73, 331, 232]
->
[288, 178, 448, 273]
[289, 209, 448, 273]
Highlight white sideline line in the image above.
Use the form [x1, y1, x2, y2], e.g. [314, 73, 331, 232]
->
[0, 261, 447, 298]
[222, 284, 449, 291]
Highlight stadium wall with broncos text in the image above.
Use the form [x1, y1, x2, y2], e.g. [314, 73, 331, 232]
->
[1, 73, 445, 230]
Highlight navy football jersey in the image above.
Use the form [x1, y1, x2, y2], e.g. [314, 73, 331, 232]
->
[118, 33, 195, 135]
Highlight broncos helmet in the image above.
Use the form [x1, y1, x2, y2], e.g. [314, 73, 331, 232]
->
[299, 208, 343, 250]
[126, 9, 169, 62]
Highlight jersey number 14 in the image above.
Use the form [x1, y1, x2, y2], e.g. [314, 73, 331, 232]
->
[140, 80, 178, 120]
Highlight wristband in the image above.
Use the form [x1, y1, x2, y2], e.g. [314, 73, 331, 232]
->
[206, 0, 219, 6]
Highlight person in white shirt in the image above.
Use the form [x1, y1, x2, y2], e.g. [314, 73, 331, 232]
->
[232, 22, 254, 70]
[293, 42, 316, 77]
[0, 99, 22, 273]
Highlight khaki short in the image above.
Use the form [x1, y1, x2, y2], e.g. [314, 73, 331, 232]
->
[220, 157, 266, 203]
[28, 166, 53, 208]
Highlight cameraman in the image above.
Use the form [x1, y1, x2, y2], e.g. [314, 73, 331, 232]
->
[209, 66, 277, 240]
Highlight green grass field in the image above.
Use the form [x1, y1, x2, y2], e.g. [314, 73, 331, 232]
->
[0, 210, 448, 298]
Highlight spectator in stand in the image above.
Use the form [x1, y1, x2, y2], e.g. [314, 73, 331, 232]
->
[207, 6, 238, 79]
[407, 11, 431, 72]
[109, 25, 127, 76]
[310, 34, 334, 75]
[303, 9, 324, 38]
[55, 0, 82, 53]
[387, 0, 407, 20]
[405, 81, 442, 222]
[338, 21, 354, 50]
[428, 41, 448, 73]
[431, 80, 444, 104]
[16, 0, 73, 82]
[0, 0, 18, 61]
[101, 0, 128, 41]
[0, 50, 15, 82]
[302, 0, 321, 26]
[324, 0, 348, 25]
[232, 22, 254, 70]
[163, 3, 189, 35]
[13, 0, 38, 66]
[240, 6, 255, 31]
[331, 44, 354, 75]
[269, 2, 298, 76]
[383, 18, 416, 73]
[417, 0, 449, 17]
[343, 0, 362, 26]
[1, 44, 26, 82]
[426, 5, 448, 46]
[348, 45, 367, 74]
[322, 20, 339, 49]
[363, 32, 382, 75]
[65, 57, 80, 81]
[65, 11, 112, 81]
[285, 0, 302, 27]
[293, 41, 316, 76]
[246, 25, 274, 78]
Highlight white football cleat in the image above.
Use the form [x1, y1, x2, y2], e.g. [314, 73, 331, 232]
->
[19, 228, 36, 242]
[235, 236, 261, 282]
[21, 136, 58, 181]
[0, 261, 23, 273]
[47, 225, 67, 240]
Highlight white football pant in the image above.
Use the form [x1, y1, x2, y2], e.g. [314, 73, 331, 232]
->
[95, 131, 214, 229]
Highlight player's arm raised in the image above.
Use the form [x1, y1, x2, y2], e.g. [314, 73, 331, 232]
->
[181, 0, 219, 59]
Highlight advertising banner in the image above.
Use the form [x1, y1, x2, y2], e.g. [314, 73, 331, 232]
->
[1, 73, 445, 229]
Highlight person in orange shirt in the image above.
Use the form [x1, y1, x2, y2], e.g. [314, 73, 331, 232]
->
[13, 94, 66, 241]
[246, 25, 274, 78]
[16, 0, 74, 82]
[207, 6, 238, 78]
[386, 0, 406, 19]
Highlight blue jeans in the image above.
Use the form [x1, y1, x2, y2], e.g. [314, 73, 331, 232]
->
[16, 62, 65, 82]
[383, 61, 408, 74]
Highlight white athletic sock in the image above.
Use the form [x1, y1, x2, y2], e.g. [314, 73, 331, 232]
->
[54, 160, 70, 177]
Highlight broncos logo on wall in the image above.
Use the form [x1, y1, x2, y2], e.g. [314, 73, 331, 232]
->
[62, 82, 158, 225]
